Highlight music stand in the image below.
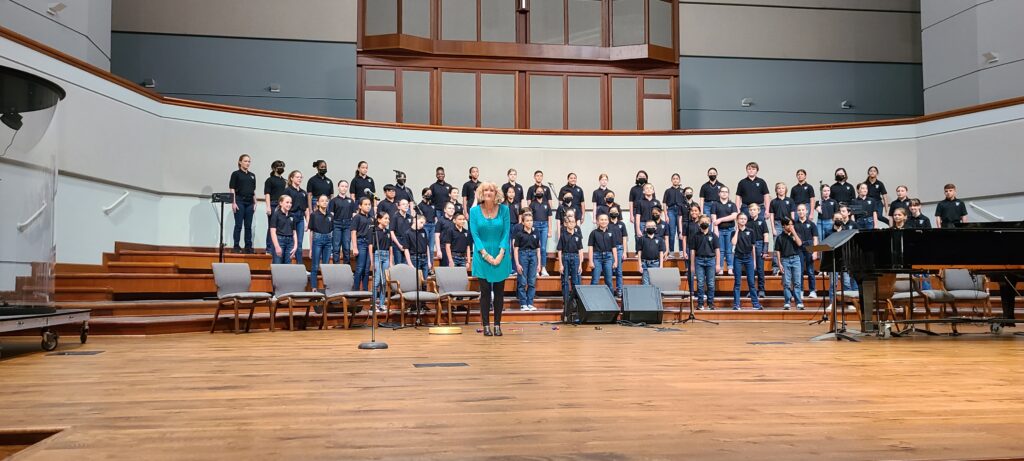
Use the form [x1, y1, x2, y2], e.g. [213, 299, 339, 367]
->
[211, 193, 234, 263]
[811, 229, 860, 342]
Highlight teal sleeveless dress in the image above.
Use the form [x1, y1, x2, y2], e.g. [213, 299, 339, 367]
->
[469, 204, 511, 282]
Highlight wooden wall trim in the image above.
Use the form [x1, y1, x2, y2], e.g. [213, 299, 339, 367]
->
[4, 26, 1024, 137]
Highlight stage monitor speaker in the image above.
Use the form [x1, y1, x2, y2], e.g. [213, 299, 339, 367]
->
[573, 285, 619, 324]
[622, 285, 664, 324]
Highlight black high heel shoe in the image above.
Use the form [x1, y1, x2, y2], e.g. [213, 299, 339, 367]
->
[494, 325, 503, 336]
[483, 326, 492, 336]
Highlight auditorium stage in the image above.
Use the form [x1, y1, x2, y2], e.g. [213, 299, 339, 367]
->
[1, 322, 1023, 460]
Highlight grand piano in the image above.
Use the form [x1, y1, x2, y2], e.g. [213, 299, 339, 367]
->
[838, 221, 1024, 333]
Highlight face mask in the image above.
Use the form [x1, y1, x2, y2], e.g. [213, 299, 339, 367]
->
[318, 168, 327, 176]
[636, 177, 647, 186]
[652, 213, 661, 220]
[699, 223, 710, 230]
[397, 178, 406, 185]
[645, 227, 657, 236]
[685, 194, 693, 200]
[605, 197, 614, 204]
[836, 174, 846, 182]
[275, 167, 285, 175]
[610, 212, 620, 219]
[424, 194, 432, 200]
[708, 175, 717, 182]
[562, 198, 573, 205]
[535, 193, 545, 199]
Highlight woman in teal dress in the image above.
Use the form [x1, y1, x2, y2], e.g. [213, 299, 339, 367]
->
[469, 182, 511, 337]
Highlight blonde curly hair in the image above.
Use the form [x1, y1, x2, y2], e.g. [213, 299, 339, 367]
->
[475, 182, 505, 205]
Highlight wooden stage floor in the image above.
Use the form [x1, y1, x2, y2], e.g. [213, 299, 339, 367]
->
[1, 322, 1023, 460]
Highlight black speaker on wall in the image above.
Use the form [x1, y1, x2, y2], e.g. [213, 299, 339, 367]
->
[622, 285, 664, 324]
[574, 285, 619, 324]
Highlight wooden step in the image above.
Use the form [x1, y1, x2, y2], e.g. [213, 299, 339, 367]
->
[105, 262, 178, 274]
[55, 287, 113, 302]
[54, 262, 106, 274]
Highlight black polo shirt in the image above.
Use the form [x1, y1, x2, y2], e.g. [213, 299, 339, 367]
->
[734, 227, 756, 255]
[405, 228, 430, 254]
[633, 197, 662, 223]
[416, 202, 437, 224]
[866, 179, 887, 200]
[691, 231, 719, 258]
[557, 228, 584, 254]
[830, 181, 855, 205]
[371, 227, 392, 252]
[452, 202, 464, 216]
[610, 221, 628, 245]
[509, 204, 520, 225]
[352, 213, 374, 240]
[736, 177, 769, 206]
[514, 227, 541, 250]
[229, 169, 257, 202]
[908, 214, 932, 229]
[711, 201, 738, 230]
[663, 186, 686, 214]
[555, 204, 579, 222]
[377, 199, 398, 217]
[818, 198, 838, 221]
[351, 175, 375, 200]
[394, 184, 415, 204]
[527, 184, 552, 203]
[502, 182, 524, 205]
[435, 216, 453, 239]
[888, 198, 911, 217]
[444, 225, 473, 254]
[391, 211, 413, 245]
[588, 227, 617, 252]
[269, 210, 295, 236]
[850, 197, 877, 219]
[699, 181, 722, 205]
[308, 209, 333, 234]
[790, 183, 815, 206]
[328, 196, 355, 225]
[429, 180, 454, 212]
[840, 220, 857, 231]
[656, 221, 670, 249]
[935, 198, 967, 228]
[774, 233, 800, 258]
[285, 186, 308, 215]
[306, 174, 333, 202]
[768, 197, 795, 222]
[263, 175, 286, 203]
[748, 217, 769, 243]
[592, 187, 613, 206]
[795, 219, 816, 248]
[558, 184, 585, 210]
[462, 180, 480, 208]
[628, 184, 645, 205]
[682, 220, 702, 249]
[638, 234, 663, 260]
[529, 200, 552, 222]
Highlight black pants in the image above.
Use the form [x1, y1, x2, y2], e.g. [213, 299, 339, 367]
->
[480, 279, 506, 326]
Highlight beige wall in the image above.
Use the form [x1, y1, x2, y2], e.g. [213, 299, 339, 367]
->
[111, 0, 357, 43]
[679, 2, 922, 63]
[688, 0, 919, 11]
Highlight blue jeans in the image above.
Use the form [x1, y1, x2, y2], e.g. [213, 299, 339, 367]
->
[641, 259, 660, 285]
[800, 247, 816, 293]
[393, 243, 407, 265]
[331, 221, 351, 264]
[517, 250, 538, 307]
[754, 241, 766, 292]
[233, 199, 255, 250]
[717, 227, 734, 272]
[733, 253, 759, 308]
[615, 244, 625, 295]
[818, 219, 833, 241]
[309, 232, 332, 290]
[666, 209, 679, 252]
[452, 253, 467, 267]
[424, 222, 436, 256]
[265, 201, 277, 253]
[534, 221, 549, 264]
[271, 235, 293, 264]
[695, 256, 716, 307]
[561, 253, 581, 302]
[289, 213, 306, 265]
[703, 203, 713, 216]
[843, 273, 859, 292]
[856, 217, 874, 230]
[373, 250, 390, 307]
[353, 237, 370, 291]
[781, 255, 803, 305]
[771, 221, 783, 273]
[591, 251, 614, 290]
[409, 253, 430, 283]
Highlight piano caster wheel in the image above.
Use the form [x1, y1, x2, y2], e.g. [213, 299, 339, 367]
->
[990, 323, 1003, 335]
[880, 323, 892, 339]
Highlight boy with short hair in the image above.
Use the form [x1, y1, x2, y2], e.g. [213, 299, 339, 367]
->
[775, 217, 804, 310]
[690, 215, 721, 310]
[638, 220, 666, 286]
[935, 183, 968, 228]
[731, 213, 762, 310]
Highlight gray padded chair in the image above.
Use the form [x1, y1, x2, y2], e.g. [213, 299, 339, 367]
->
[270, 264, 325, 331]
[646, 267, 690, 321]
[386, 263, 442, 326]
[941, 269, 991, 316]
[434, 267, 480, 325]
[211, 263, 272, 334]
[320, 264, 372, 330]
[886, 275, 924, 328]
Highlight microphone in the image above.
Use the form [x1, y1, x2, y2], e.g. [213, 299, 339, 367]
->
[364, 188, 378, 200]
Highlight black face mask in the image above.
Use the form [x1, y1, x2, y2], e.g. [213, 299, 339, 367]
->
[684, 194, 693, 200]
[652, 213, 661, 221]
[535, 193, 545, 199]
[646, 228, 657, 236]
[609, 212, 620, 219]
[605, 197, 614, 204]
[318, 168, 327, 176]
[700, 222, 710, 230]
[562, 198, 573, 205]
[836, 174, 846, 182]
[424, 194, 432, 200]
[275, 167, 285, 175]
[396, 178, 406, 185]
[708, 175, 717, 182]
[636, 177, 647, 186]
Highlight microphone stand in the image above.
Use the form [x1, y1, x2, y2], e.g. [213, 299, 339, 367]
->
[359, 218, 388, 349]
